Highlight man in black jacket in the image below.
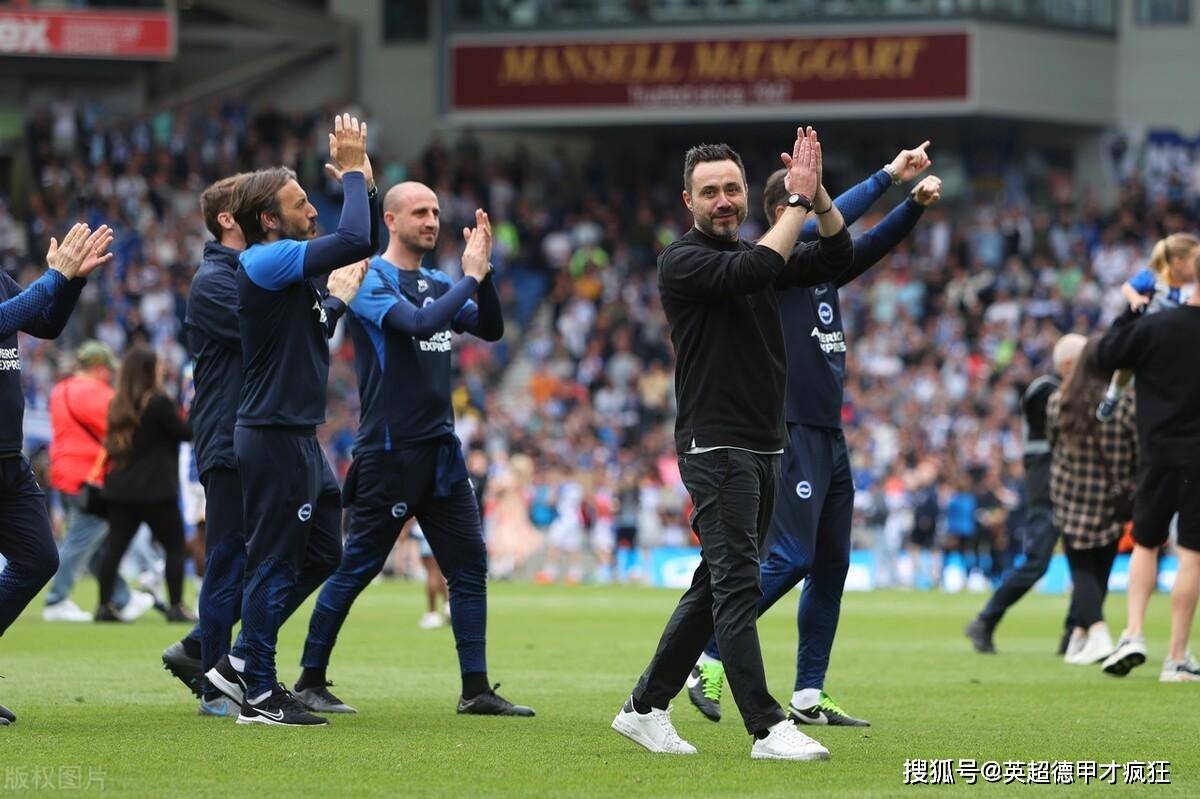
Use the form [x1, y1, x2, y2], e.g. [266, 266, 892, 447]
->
[612, 129, 852, 761]
[1093, 280, 1200, 682]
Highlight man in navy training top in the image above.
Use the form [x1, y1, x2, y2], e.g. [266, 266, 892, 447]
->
[0, 222, 113, 726]
[688, 144, 940, 728]
[202, 113, 376, 727]
[297, 181, 534, 717]
[161, 173, 366, 717]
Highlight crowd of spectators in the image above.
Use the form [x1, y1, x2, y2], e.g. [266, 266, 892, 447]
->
[7, 97, 1198, 586]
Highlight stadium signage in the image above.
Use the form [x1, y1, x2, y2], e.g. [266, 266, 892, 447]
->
[0, 8, 175, 60]
[450, 31, 967, 120]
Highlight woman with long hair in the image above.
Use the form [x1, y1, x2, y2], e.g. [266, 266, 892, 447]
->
[1048, 347, 1138, 665]
[97, 347, 195, 622]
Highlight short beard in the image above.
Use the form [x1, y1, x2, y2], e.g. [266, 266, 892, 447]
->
[695, 213, 742, 242]
[399, 233, 436, 256]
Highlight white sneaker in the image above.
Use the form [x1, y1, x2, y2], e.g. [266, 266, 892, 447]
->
[1065, 627, 1113, 665]
[1160, 654, 1200, 683]
[418, 611, 445, 630]
[1063, 633, 1086, 661]
[1102, 635, 1147, 677]
[611, 698, 697, 755]
[118, 591, 156, 622]
[751, 719, 831, 761]
[43, 600, 92, 622]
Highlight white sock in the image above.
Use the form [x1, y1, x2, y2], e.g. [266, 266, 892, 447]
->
[248, 689, 271, 705]
[228, 656, 246, 672]
[697, 652, 721, 667]
[792, 688, 822, 709]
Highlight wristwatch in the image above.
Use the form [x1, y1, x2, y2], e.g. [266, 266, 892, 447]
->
[787, 193, 813, 212]
[882, 164, 901, 185]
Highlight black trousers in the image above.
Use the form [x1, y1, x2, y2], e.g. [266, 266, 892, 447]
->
[100, 499, 186, 607]
[1064, 539, 1119, 629]
[634, 448, 786, 734]
[979, 505, 1063, 627]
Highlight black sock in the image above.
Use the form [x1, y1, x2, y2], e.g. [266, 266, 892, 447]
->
[462, 672, 490, 699]
[753, 727, 773, 740]
[181, 638, 201, 660]
[295, 667, 327, 692]
[631, 695, 653, 714]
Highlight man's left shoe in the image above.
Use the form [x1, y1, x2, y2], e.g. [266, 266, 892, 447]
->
[0, 703, 14, 726]
[198, 693, 240, 717]
[295, 681, 357, 714]
[456, 684, 535, 716]
[790, 691, 870, 727]
[162, 641, 204, 697]
[687, 661, 724, 722]
[965, 618, 996, 654]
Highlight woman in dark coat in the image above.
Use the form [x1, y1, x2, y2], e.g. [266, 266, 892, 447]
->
[98, 347, 195, 623]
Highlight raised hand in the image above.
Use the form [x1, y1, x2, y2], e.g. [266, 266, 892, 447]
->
[781, 126, 820, 201]
[326, 113, 371, 185]
[461, 209, 494, 282]
[911, 175, 942, 207]
[78, 225, 114, 277]
[891, 140, 932, 182]
[46, 223, 95, 280]
[328, 259, 368, 305]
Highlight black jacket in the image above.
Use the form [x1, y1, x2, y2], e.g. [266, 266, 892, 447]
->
[104, 393, 192, 503]
[1093, 305, 1200, 467]
[185, 242, 241, 476]
[657, 225, 853, 455]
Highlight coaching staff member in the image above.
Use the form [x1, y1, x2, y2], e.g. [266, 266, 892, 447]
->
[612, 128, 852, 761]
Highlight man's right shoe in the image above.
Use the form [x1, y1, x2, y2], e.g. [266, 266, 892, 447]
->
[162, 641, 204, 697]
[687, 661, 725, 722]
[118, 591, 157, 622]
[43, 599, 92, 622]
[295, 681, 357, 714]
[198, 693, 240, 718]
[205, 655, 247, 705]
[1102, 636, 1147, 677]
[236, 684, 329, 727]
[750, 719, 831, 761]
[611, 697, 696, 754]
[0, 703, 14, 726]
[965, 618, 996, 654]
[1160, 654, 1200, 683]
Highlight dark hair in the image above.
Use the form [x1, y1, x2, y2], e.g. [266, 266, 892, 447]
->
[232, 167, 297, 245]
[1055, 345, 1109, 442]
[683, 143, 746, 193]
[762, 167, 789, 226]
[200, 174, 247, 240]
[105, 347, 159, 467]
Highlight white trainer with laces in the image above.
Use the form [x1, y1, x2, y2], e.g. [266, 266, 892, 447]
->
[611, 698, 697, 755]
[118, 591, 157, 622]
[751, 720, 831, 762]
[1160, 654, 1200, 683]
[418, 611, 445, 630]
[43, 599, 92, 622]
[1102, 635, 1147, 677]
[1065, 627, 1113, 665]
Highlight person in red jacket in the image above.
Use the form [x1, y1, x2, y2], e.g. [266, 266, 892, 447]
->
[43, 341, 154, 622]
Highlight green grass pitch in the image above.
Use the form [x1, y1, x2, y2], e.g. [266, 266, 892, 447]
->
[1, 582, 1196, 797]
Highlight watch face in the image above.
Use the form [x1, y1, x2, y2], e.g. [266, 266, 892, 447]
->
[789, 194, 802, 204]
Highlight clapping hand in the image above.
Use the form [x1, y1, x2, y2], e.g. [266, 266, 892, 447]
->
[781, 126, 820, 201]
[47, 223, 114, 280]
[461, 209, 494, 282]
[325, 112, 374, 189]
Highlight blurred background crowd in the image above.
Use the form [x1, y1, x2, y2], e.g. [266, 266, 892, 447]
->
[7, 98, 1199, 588]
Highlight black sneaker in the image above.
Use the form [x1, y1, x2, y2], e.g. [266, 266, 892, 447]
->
[205, 654, 247, 706]
[1057, 627, 1072, 656]
[456, 684, 535, 717]
[789, 692, 870, 727]
[965, 618, 997, 654]
[94, 603, 125, 623]
[236, 683, 329, 727]
[0, 702, 14, 726]
[1096, 395, 1118, 422]
[687, 663, 723, 722]
[162, 641, 204, 697]
[294, 681, 357, 714]
[166, 604, 198, 624]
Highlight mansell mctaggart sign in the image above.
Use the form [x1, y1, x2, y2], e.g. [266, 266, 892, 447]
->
[449, 32, 968, 121]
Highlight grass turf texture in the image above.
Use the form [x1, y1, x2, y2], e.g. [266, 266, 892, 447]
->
[1, 583, 1197, 797]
